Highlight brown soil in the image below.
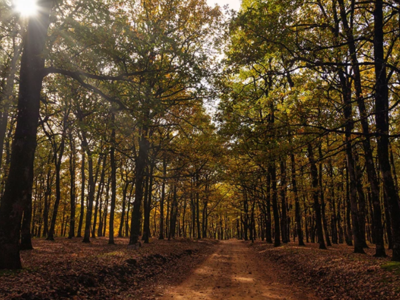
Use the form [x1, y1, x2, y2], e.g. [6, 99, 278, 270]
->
[159, 239, 316, 300]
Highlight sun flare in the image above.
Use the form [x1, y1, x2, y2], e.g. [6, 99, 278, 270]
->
[14, 0, 38, 17]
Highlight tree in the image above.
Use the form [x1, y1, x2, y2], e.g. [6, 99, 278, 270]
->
[0, 0, 54, 269]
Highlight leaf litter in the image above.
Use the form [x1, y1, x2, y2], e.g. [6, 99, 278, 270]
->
[250, 241, 400, 300]
[0, 237, 217, 300]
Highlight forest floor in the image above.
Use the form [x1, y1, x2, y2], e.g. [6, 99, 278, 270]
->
[1, 238, 399, 300]
[251, 240, 400, 300]
[0, 237, 217, 300]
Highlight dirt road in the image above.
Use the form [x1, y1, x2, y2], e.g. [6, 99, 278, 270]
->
[161, 240, 316, 300]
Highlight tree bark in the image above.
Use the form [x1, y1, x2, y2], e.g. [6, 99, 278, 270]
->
[291, 154, 304, 246]
[318, 144, 331, 247]
[143, 162, 154, 243]
[20, 200, 33, 250]
[109, 115, 116, 244]
[82, 132, 94, 243]
[42, 166, 52, 237]
[265, 172, 273, 243]
[307, 143, 326, 250]
[47, 127, 66, 241]
[99, 176, 111, 237]
[77, 151, 85, 237]
[280, 159, 288, 243]
[169, 183, 178, 240]
[129, 127, 149, 245]
[0, 0, 53, 269]
[337, 64, 365, 253]
[92, 154, 107, 238]
[345, 166, 353, 246]
[118, 179, 129, 237]
[374, 0, 400, 261]
[337, 0, 384, 256]
[68, 130, 76, 239]
[159, 155, 166, 239]
[269, 163, 280, 247]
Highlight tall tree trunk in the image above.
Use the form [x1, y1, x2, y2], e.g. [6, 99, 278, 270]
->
[291, 154, 304, 246]
[345, 147, 364, 253]
[47, 135, 66, 241]
[345, 166, 353, 246]
[0, 0, 53, 269]
[143, 163, 154, 243]
[337, 65, 364, 253]
[20, 200, 33, 250]
[389, 143, 399, 193]
[307, 143, 326, 250]
[129, 128, 149, 245]
[182, 196, 188, 238]
[304, 195, 309, 243]
[159, 155, 166, 239]
[68, 130, 76, 239]
[92, 154, 107, 238]
[338, 0, 384, 256]
[383, 192, 393, 249]
[329, 160, 338, 244]
[318, 144, 331, 247]
[243, 190, 249, 241]
[125, 183, 134, 237]
[77, 151, 85, 237]
[31, 180, 38, 237]
[97, 172, 106, 238]
[42, 166, 52, 237]
[190, 178, 195, 238]
[250, 200, 256, 243]
[338, 167, 345, 244]
[374, 0, 400, 261]
[202, 180, 209, 238]
[82, 132, 94, 243]
[169, 183, 178, 240]
[269, 163, 280, 247]
[37, 178, 44, 237]
[166, 191, 171, 238]
[99, 177, 111, 237]
[265, 172, 273, 243]
[196, 173, 201, 239]
[109, 116, 116, 245]
[119, 180, 129, 237]
[354, 153, 368, 248]
[280, 159, 288, 243]
[267, 90, 280, 246]
[141, 173, 149, 241]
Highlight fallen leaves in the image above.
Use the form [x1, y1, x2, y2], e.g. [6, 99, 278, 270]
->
[251, 241, 400, 300]
[0, 237, 217, 300]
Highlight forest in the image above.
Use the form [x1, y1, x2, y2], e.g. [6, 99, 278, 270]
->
[1, 0, 400, 299]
